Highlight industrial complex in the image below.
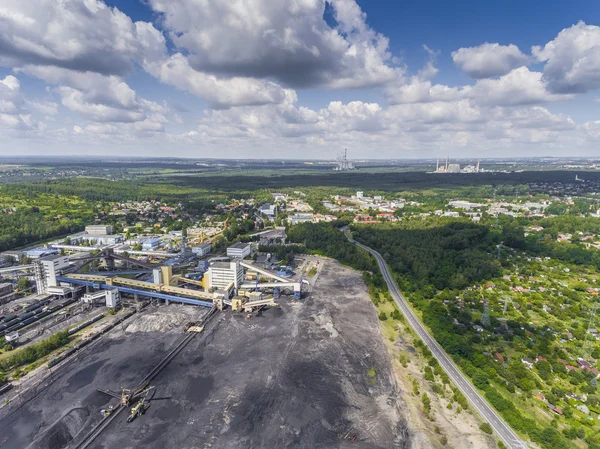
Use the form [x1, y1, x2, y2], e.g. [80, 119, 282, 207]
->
[0, 211, 411, 449]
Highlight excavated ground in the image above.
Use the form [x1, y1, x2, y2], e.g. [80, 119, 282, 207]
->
[0, 259, 410, 449]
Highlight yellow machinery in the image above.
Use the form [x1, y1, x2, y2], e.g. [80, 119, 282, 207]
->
[121, 388, 132, 406]
[64, 273, 214, 301]
[100, 405, 115, 417]
[127, 394, 151, 423]
[231, 296, 277, 313]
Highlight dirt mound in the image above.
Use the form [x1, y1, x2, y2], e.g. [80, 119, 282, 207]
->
[26, 408, 90, 449]
[125, 308, 202, 333]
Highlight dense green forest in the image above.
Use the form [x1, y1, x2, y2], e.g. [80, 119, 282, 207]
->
[354, 218, 502, 292]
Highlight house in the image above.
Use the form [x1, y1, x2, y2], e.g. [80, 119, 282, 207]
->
[536, 356, 547, 362]
[565, 365, 578, 372]
[521, 358, 534, 369]
[532, 391, 545, 401]
[495, 353, 504, 362]
[577, 358, 592, 369]
[565, 393, 586, 402]
[588, 367, 600, 379]
[547, 404, 563, 415]
[472, 325, 484, 332]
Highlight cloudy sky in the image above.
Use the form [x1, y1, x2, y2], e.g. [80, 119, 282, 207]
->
[1, 0, 600, 159]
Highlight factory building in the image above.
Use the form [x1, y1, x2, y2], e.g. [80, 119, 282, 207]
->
[143, 237, 162, 250]
[259, 203, 277, 218]
[85, 235, 123, 245]
[204, 261, 244, 291]
[34, 255, 70, 294]
[191, 242, 212, 257]
[288, 213, 314, 225]
[227, 242, 251, 259]
[85, 225, 113, 235]
[24, 248, 59, 259]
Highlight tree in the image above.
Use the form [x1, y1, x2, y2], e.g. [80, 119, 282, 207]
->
[17, 277, 30, 291]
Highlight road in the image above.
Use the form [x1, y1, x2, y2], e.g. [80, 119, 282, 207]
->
[345, 231, 528, 449]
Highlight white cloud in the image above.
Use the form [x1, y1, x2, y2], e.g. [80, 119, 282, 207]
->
[452, 43, 530, 79]
[142, 53, 289, 109]
[0, 74, 44, 132]
[147, 0, 400, 90]
[533, 21, 600, 94]
[388, 67, 572, 106]
[0, 0, 161, 76]
[16, 65, 168, 130]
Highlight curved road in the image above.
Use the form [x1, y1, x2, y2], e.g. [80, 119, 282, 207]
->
[347, 233, 528, 449]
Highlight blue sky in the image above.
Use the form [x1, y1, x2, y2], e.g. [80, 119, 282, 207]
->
[1, 0, 600, 159]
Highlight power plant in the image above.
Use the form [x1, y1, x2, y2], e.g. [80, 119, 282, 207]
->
[334, 149, 355, 171]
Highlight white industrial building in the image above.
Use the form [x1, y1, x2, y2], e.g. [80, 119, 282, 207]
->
[227, 242, 251, 259]
[204, 261, 244, 291]
[85, 225, 113, 235]
[259, 203, 277, 218]
[85, 235, 123, 245]
[191, 242, 212, 257]
[34, 254, 70, 294]
[82, 288, 120, 307]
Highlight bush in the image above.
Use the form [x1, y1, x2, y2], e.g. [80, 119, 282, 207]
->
[378, 312, 388, 321]
[480, 423, 493, 434]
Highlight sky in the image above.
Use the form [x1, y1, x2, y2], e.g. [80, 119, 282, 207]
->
[1, 1, 600, 159]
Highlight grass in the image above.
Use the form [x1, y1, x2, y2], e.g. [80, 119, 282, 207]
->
[308, 266, 317, 277]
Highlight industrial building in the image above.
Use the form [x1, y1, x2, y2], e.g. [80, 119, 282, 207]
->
[85, 235, 123, 245]
[24, 248, 59, 259]
[85, 225, 113, 235]
[143, 238, 162, 250]
[259, 203, 277, 218]
[191, 242, 212, 257]
[226, 242, 251, 259]
[204, 261, 244, 291]
[288, 213, 314, 225]
[34, 255, 71, 294]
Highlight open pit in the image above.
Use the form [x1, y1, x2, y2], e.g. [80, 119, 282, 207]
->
[0, 259, 410, 449]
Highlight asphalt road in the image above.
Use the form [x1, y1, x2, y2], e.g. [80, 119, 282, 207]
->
[346, 233, 528, 449]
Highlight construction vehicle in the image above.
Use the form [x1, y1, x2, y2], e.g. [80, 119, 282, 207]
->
[127, 397, 150, 423]
[100, 405, 115, 417]
[127, 386, 155, 423]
